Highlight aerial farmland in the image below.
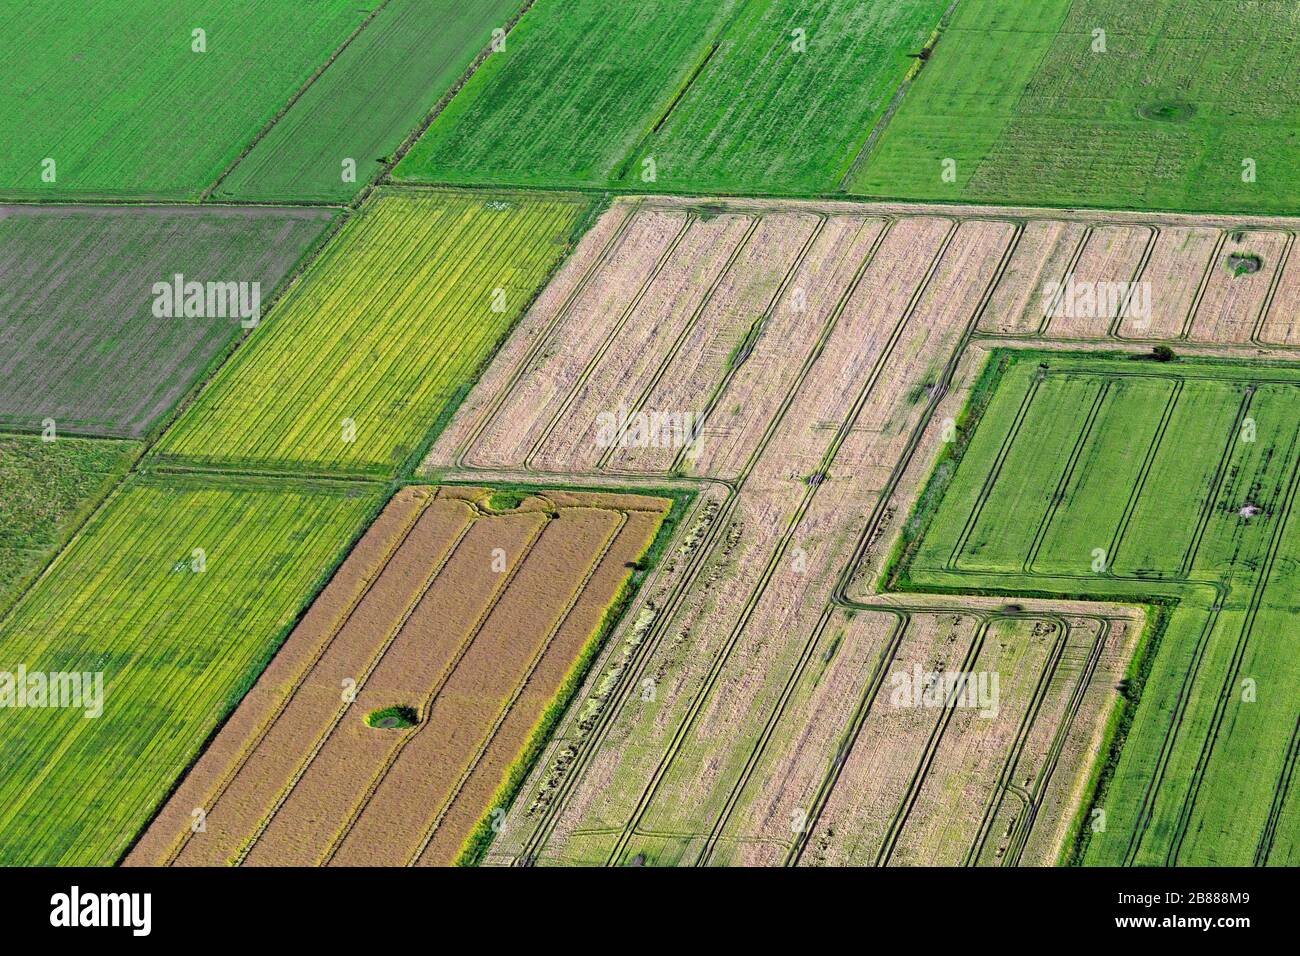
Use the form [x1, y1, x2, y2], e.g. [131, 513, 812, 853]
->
[0, 0, 1294, 910]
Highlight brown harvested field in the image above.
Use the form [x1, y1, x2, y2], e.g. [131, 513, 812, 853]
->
[128, 486, 669, 867]
[1259, 241, 1300, 345]
[703, 610, 900, 867]
[887, 617, 1062, 867]
[688, 216, 887, 479]
[529, 212, 760, 471]
[800, 612, 979, 867]
[1043, 224, 1152, 338]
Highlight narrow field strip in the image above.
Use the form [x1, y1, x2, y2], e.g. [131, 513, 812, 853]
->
[0, 1, 370, 199]
[394, 0, 949, 195]
[899, 348, 1300, 865]
[849, 0, 1300, 216]
[443, 199, 1114, 869]
[0, 434, 138, 621]
[215, 0, 523, 203]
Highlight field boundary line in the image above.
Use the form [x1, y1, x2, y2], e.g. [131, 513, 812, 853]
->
[835, 0, 965, 192]
[511, 222, 902, 862]
[591, 215, 766, 467]
[1022, 381, 1111, 573]
[521, 215, 700, 470]
[311, 511, 552, 865]
[1251, 232, 1297, 346]
[452, 203, 642, 469]
[200, 0, 400, 203]
[1165, 411, 1300, 864]
[376, 0, 537, 204]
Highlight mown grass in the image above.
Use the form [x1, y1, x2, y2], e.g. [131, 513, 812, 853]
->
[0, 473, 381, 865]
[152, 189, 590, 478]
[895, 349, 1300, 865]
[851, 0, 1300, 214]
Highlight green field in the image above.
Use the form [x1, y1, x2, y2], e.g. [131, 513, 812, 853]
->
[850, 0, 1300, 213]
[897, 350, 1300, 865]
[396, 0, 939, 193]
[626, 0, 948, 194]
[0, 434, 138, 620]
[153, 189, 589, 477]
[396, 0, 740, 188]
[215, 0, 521, 202]
[0, 1, 373, 199]
[0, 474, 380, 865]
[0, 205, 335, 438]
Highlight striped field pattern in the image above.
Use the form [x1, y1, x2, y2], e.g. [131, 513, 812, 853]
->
[153, 189, 590, 477]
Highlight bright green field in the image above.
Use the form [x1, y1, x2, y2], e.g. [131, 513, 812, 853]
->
[395, 0, 942, 194]
[153, 189, 589, 478]
[215, 0, 521, 202]
[624, 0, 947, 194]
[0, 434, 138, 620]
[395, 0, 740, 188]
[899, 351, 1300, 865]
[851, 0, 1300, 214]
[0, 1, 368, 199]
[0, 474, 380, 865]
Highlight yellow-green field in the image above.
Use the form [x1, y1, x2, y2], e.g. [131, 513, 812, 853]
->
[153, 189, 590, 477]
[0, 474, 380, 865]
